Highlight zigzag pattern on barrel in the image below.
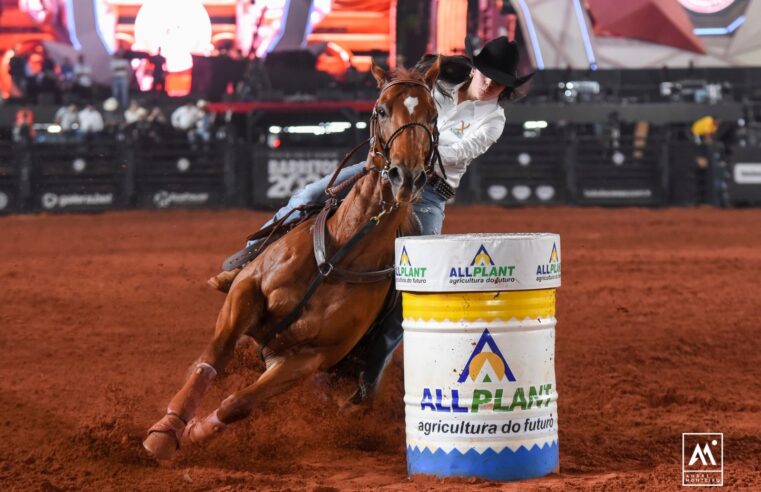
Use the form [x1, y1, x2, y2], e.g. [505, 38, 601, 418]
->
[407, 441, 559, 481]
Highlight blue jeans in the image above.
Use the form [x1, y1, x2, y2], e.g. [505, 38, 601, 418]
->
[256, 162, 447, 392]
[257, 162, 446, 238]
[112, 77, 129, 108]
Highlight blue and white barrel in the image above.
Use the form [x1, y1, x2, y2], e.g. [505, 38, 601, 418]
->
[395, 233, 561, 481]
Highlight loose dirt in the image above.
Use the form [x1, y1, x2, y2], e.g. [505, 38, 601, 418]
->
[1, 206, 760, 491]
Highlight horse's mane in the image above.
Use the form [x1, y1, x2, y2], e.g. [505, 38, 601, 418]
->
[386, 66, 426, 83]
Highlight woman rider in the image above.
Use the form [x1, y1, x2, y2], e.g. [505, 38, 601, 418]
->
[209, 36, 534, 402]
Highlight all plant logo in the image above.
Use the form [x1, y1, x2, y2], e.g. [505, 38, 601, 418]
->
[536, 242, 561, 282]
[419, 327, 553, 415]
[396, 246, 427, 282]
[449, 244, 516, 286]
[682, 433, 723, 486]
[457, 328, 516, 383]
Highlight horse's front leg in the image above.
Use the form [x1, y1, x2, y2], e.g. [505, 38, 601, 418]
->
[181, 348, 325, 445]
[143, 277, 264, 459]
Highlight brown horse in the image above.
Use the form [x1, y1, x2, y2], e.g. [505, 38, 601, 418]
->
[143, 60, 441, 460]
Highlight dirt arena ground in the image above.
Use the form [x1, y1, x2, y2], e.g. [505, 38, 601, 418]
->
[2, 206, 761, 491]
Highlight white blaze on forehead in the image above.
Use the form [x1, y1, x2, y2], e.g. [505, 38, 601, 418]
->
[403, 96, 419, 116]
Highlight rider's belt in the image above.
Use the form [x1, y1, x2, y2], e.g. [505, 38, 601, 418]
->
[428, 174, 456, 200]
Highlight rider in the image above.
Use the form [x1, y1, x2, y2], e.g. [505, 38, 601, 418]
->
[209, 35, 534, 401]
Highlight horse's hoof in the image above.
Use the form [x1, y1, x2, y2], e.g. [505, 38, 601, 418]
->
[143, 431, 178, 460]
[143, 413, 185, 460]
[182, 411, 227, 445]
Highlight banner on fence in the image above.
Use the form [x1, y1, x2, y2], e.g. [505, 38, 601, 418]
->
[252, 148, 343, 208]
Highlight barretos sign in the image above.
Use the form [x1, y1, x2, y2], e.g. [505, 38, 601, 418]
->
[40, 192, 114, 210]
[395, 233, 561, 292]
[262, 149, 341, 201]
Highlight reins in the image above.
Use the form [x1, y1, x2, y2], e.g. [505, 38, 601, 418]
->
[258, 77, 442, 361]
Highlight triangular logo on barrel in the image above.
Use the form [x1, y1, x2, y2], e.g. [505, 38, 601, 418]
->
[549, 243, 559, 263]
[400, 246, 411, 266]
[470, 244, 495, 266]
[457, 328, 516, 383]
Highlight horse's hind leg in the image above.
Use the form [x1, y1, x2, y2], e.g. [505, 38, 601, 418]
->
[143, 277, 263, 459]
[182, 350, 325, 445]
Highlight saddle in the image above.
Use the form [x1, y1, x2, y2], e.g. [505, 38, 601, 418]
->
[221, 203, 324, 271]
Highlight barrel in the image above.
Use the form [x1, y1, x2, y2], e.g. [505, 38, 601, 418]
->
[396, 233, 561, 482]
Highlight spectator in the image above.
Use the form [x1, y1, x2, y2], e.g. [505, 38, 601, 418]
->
[171, 100, 203, 131]
[60, 57, 75, 91]
[145, 106, 170, 142]
[35, 50, 60, 103]
[54, 103, 79, 139]
[102, 97, 124, 134]
[124, 100, 145, 125]
[73, 54, 93, 100]
[78, 103, 105, 136]
[8, 51, 28, 98]
[13, 106, 36, 143]
[111, 48, 131, 107]
[194, 99, 214, 145]
[149, 48, 166, 94]
[692, 115, 718, 145]
[40, 51, 56, 77]
[147, 106, 168, 125]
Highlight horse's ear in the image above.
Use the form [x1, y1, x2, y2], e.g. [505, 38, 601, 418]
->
[423, 56, 441, 90]
[370, 61, 387, 89]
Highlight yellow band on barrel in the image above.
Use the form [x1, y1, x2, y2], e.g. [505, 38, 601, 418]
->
[402, 290, 556, 322]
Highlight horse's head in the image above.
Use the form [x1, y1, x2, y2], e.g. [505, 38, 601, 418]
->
[369, 59, 440, 204]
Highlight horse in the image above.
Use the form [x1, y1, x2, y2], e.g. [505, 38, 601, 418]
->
[142, 59, 441, 460]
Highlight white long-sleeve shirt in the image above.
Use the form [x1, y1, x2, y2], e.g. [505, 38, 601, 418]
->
[433, 82, 506, 188]
[78, 108, 104, 133]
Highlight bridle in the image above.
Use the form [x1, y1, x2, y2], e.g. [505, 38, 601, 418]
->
[324, 78, 446, 204]
[368, 79, 446, 184]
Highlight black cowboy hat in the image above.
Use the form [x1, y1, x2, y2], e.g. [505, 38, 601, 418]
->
[465, 36, 535, 88]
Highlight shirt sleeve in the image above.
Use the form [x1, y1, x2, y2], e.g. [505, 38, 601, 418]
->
[437, 108, 506, 175]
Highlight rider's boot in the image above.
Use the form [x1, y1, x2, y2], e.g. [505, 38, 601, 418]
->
[207, 268, 241, 293]
[344, 301, 404, 406]
[208, 237, 269, 293]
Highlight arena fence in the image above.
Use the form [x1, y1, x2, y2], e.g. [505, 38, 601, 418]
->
[0, 132, 759, 215]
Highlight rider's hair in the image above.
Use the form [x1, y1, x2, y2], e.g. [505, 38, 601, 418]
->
[414, 54, 523, 104]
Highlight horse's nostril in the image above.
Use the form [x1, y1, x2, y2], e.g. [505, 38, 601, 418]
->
[387, 166, 403, 185]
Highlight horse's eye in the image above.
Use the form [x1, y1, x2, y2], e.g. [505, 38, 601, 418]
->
[376, 107, 387, 117]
